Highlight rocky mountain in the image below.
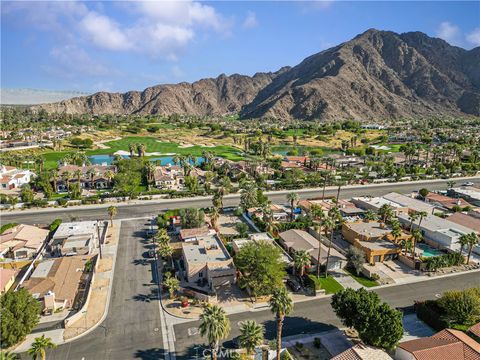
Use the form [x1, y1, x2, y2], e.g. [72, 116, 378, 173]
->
[34, 29, 480, 120]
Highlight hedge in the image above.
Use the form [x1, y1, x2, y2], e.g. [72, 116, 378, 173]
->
[424, 252, 464, 271]
[415, 300, 449, 331]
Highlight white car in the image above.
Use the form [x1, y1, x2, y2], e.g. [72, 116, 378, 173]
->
[462, 182, 475, 186]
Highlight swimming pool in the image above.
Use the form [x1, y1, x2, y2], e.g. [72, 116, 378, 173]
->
[418, 243, 443, 257]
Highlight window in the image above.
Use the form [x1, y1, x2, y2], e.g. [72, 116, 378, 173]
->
[198, 272, 203, 278]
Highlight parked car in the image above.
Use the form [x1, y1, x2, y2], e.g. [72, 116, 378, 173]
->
[462, 182, 474, 186]
[286, 279, 302, 292]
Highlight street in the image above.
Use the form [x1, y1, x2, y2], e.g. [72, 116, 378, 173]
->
[28, 220, 168, 360]
[3, 177, 479, 225]
[173, 271, 480, 359]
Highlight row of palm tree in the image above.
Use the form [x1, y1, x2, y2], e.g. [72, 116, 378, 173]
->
[128, 143, 146, 157]
[199, 286, 293, 360]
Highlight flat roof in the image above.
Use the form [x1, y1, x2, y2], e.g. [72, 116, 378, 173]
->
[398, 213, 472, 235]
[345, 221, 392, 238]
[182, 234, 231, 264]
[53, 221, 97, 238]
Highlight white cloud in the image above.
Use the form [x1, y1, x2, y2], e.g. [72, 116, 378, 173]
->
[436, 21, 462, 45]
[43, 45, 111, 79]
[466, 28, 480, 47]
[299, 0, 334, 12]
[80, 12, 132, 51]
[171, 65, 185, 78]
[242, 11, 258, 29]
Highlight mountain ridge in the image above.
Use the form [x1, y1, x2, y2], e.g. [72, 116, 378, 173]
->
[32, 29, 480, 120]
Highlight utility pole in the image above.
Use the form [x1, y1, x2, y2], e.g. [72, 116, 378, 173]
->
[97, 220, 103, 259]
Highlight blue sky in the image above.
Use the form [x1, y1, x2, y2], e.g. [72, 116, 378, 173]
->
[2, 1, 479, 94]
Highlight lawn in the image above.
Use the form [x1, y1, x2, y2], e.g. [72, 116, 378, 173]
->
[40, 136, 245, 169]
[344, 268, 379, 287]
[315, 275, 344, 294]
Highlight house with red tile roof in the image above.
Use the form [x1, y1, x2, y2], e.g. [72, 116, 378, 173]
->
[425, 192, 473, 211]
[0, 164, 35, 190]
[395, 328, 480, 360]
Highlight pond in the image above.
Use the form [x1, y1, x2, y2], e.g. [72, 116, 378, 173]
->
[89, 154, 204, 166]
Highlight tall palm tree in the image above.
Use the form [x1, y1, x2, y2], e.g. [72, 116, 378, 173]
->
[239, 320, 265, 355]
[73, 169, 82, 188]
[210, 206, 220, 230]
[199, 305, 231, 360]
[107, 206, 118, 226]
[379, 204, 394, 224]
[286, 192, 299, 221]
[50, 169, 58, 193]
[323, 213, 337, 277]
[269, 287, 293, 360]
[293, 250, 311, 277]
[128, 143, 136, 157]
[416, 211, 428, 229]
[364, 210, 378, 222]
[104, 169, 115, 186]
[466, 233, 479, 264]
[408, 211, 419, 232]
[61, 171, 72, 194]
[155, 228, 171, 246]
[27, 335, 56, 360]
[411, 228, 423, 260]
[86, 167, 96, 189]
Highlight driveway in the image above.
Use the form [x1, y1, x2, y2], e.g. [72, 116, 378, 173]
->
[401, 313, 435, 341]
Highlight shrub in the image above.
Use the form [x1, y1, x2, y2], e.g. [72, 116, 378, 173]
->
[49, 219, 62, 233]
[304, 274, 322, 291]
[438, 288, 480, 325]
[313, 337, 321, 348]
[415, 300, 450, 331]
[0, 223, 18, 234]
[424, 252, 464, 271]
[57, 198, 68, 206]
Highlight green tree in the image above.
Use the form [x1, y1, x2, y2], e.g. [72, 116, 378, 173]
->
[331, 288, 403, 349]
[199, 305, 230, 360]
[418, 188, 429, 199]
[235, 223, 249, 237]
[20, 185, 35, 203]
[269, 287, 293, 360]
[345, 246, 365, 274]
[158, 244, 173, 261]
[239, 320, 264, 355]
[438, 288, 480, 325]
[235, 241, 285, 298]
[107, 206, 118, 226]
[0, 288, 41, 348]
[466, 233, 479, 264]
[293, 249, 311, 277]
[179, 208, 205, 229]
[27, 335, 56, 360]
[154, 228, 171, 245]
[240, 183, 258, 210]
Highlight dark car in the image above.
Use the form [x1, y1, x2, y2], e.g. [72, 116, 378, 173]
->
[286, 279, 302, 292]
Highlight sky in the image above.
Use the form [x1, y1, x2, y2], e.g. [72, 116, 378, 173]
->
[1, 0, 480, 97]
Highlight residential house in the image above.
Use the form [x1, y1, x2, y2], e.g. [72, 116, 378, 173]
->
[449, 187, 480, 206]
[232, 232, 292, 263]
[397, 213, 476, 254]
[22, 255, 92, 313]
[0, 164, 35, 190]
[154, 165, 184, 190]
[395, 328, 480, 360]
[181, 231, 236, 290]
[179, 227, 215, 242]
[0, 224, 49, 260]
[332, 344, 392, 360]
[278, 229, 346, 270]
[447, 212, 480, 235]
[56, 164, 116, 192]
[247, 204, 290, 222]
[425, 192, 472, 212]
[352, 192, 435, 215]
[299, 199, 364, 218]
[50, 221, 100, 256]
[0, 268, 17, 294]
[341, 221, 408, 264]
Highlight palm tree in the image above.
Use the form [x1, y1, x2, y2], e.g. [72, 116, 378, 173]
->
[158, 244, 173, 264]
[107, 206, 118, 226]
[145, 162, 156, 189]
[379, 204, 394, 224]
[86, 167, 96, 189]
[408, 211, 419, 232]
[27, 335, 56, 360]
[416, 211, 428, 229]
[210, 206, 220, 230]
[50, 169, 58, 193]
[61, 171, 72, 194]
[73, 169, 82, 188]
[155, 228, 171, 246]
[269, 286, 293, 360]
[411, 228, 423, 260]
[128, 143, 136, 157]
[104, 169, 115, 186]
[286, 192, 299, 221]
[293, 250, 311, 277]
[466, 233, 479, 264]
[0, 351, 18, 360]
[239, 320, 265, 355]
[363, 210, 378, 222]
[447, 180, 456, 189]
[199, 305, 230, 360]
[137, 143, 146, 157]
[458, 233, 471, 256]
[323, 213, 337, 277]
[390, 224, 402, 244]
[162, 273, 179, 299]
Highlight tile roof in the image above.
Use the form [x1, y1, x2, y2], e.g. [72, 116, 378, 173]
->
[447, 213, 480, 233]
[469, 323, 480, 338]
[398, 328, 480, 360]
[0, 268, 17, 292]
[332, 344, 392, 360]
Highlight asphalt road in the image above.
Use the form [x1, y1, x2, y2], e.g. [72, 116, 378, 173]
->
[173, 271, 480, 359]
[3, 177, 479, 225]
[30, 219, 168, 360]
